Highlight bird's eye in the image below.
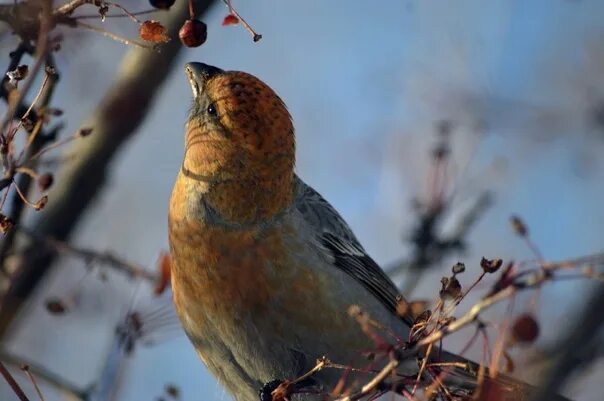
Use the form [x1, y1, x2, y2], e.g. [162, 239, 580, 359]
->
[207, 103, 217, 116]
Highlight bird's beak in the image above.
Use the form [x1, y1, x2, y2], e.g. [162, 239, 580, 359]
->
[185, 62, 224, 99]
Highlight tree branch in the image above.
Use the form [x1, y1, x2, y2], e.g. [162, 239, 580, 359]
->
[0, 0, 218, 337]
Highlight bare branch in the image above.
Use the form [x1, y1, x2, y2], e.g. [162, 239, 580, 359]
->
[23, 229, 157, 282]
[0, 0, 218, 338]
[0, 360, 30, 401]
[53, 0, 94, 17]
[0, 350, 85, 400]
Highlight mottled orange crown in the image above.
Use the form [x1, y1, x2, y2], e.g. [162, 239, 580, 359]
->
[179, 63, 296, 223]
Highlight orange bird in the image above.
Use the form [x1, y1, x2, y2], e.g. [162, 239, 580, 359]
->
[168, 63, 565, 401]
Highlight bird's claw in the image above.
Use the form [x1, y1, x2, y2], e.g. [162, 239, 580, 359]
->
[258, 379, 284, 401]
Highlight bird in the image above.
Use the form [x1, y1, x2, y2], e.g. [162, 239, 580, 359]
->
[168, 62, 566, 401]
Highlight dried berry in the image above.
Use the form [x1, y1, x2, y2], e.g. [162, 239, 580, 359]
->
[452, 262, 466, 275]
[480, 257, 503, 273]
[45, 65, 57, 77]
[140, 20, 170, 43]
[38, 173, 54, 192]
[150, 0, 175, 10]
[510, 215, 528, 237]
[439, 276, 462, 300]
[7, 65, 28, 83]
[20, 116, 35, 132]
[179, 19, 207, 47]
[0, 214, 14, 234]
[34, 195, 48, 211]
[222, 14, 239, 26]
[511, 314, 539, 343]
[165, 383, 180, 398]
[78, 127, 93, 137]
[98, 4, 109, 21]
[45, 298, 67, 315]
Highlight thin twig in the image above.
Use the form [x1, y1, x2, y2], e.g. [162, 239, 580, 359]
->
[103, 1, 144, 24]
[28, 135, 78, 161]
[75, 9, 156, 19]
[0, 361, 30, 401]
[222, 0, 262, 41]
[21, 366, 45, 401]
[21, 228, 157, 282]
[11, 73, 50, 142]
[0, 351, 85, 399]
[418, 286, 516, 347]
[75, 21, 152, 48]
[336, 358, 400, 401]
[0, 0, 52, 137]
[53, 0, 92, 17]
[12, 180, 39, 208]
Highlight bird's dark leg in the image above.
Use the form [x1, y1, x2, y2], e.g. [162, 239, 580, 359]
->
[258, 379, 283, 401]
[258, 378, 319, 401]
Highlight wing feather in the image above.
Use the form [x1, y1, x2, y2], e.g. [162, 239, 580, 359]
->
[294, 177, 413, 327]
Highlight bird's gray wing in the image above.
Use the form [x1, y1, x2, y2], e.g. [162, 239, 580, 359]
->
[293, 176, 413, 327]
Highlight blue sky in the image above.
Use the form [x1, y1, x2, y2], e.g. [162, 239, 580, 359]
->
[2, 1, 604, 400]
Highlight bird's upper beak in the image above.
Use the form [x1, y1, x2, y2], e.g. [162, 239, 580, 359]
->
[185, 62, 224, 99]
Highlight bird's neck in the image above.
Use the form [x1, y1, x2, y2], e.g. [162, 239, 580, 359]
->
[170, 169, 295, 227]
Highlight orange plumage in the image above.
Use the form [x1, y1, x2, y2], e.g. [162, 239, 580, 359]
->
[168, 63, 546, 401]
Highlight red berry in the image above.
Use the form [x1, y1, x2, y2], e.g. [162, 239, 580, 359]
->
[149, 0, 175, 10]
[45, 298, 67, 315]
[222, 14, 239, 26]
[179, 19, 207, 48]
[140, 20, 170, 43]
[38, 173, 54, 192]
[512, 314, 540, 343]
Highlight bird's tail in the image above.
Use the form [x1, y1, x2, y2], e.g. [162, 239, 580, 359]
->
[433, 350, 572, 401]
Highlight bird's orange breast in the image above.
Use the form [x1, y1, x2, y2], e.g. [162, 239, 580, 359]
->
[170, 221, 279, 316]
[168, 175, 370, 350]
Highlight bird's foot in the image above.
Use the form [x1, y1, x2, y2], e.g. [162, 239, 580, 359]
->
[258, 379, 284, 401]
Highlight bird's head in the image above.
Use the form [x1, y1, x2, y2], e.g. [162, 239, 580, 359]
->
[179, 62, 296, 223]
[183, 62, 295, 184]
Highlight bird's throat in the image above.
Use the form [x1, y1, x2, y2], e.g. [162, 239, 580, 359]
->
[171, 169, 294, 226]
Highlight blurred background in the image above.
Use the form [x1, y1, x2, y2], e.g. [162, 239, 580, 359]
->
[0, 0, 603, 400]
